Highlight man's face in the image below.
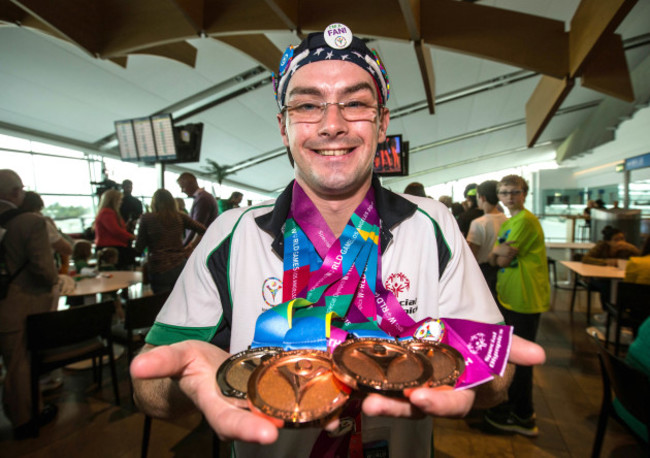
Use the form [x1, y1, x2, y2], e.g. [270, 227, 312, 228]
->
[122, 182, 133, 195]
[177, 177, 196, 197]
[498, 184, 526, 212]
[277, 60, 389, 199]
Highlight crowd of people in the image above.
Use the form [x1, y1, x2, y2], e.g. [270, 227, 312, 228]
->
[0, 21, 648, 455]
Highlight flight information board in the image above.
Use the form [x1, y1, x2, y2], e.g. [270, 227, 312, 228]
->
[132, 117, 157, 161]
[114, 120, 139, 161]
[151, 114, 177, 160]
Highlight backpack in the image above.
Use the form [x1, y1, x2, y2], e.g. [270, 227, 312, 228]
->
[0, 208, 27, 300]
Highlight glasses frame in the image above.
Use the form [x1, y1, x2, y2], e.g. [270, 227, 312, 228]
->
[498, 190, 524, 196]
[281, 100, 384, 124]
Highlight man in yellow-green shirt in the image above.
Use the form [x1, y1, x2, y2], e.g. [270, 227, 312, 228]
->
[485, 174, 549, 437]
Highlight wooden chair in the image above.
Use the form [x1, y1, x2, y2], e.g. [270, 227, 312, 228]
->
[26, 300, 120, 436]
[590, 334, 650, 457]
[603, 282, 650, 355]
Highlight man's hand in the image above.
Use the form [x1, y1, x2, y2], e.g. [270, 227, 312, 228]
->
[493, 241, 518, 258]
[361, 334, 545, 419]
[130, 340, 280, 444]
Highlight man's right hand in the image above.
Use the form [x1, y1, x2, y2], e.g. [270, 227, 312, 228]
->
[130, 340, 280, 444]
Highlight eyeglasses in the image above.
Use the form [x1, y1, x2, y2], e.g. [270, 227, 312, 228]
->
[281, 100, 383, 123]
[498, 190, 524, 196]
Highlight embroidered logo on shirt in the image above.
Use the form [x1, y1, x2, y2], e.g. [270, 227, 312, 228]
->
[262, 277, 283, 308]
[385, 272, 410, 298]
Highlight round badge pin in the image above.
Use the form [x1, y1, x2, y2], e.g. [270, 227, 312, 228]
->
[414, 319, 446, 342]
[331, 338, 432, 397]
[216, 347, 283, 408]
[401, 340, 465, 388]
[324, 23, 353, 50]
[247, 349, 351, 427]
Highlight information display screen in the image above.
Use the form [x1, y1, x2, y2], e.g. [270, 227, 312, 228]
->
[151, 114, 177, 161]
[132, 117, 158, 161]
[114, 120, 139, 161]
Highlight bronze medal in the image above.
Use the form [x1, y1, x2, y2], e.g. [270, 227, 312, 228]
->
[331, 338, 433, 397]
[216, 347, 283, 408]
[401, 340, 465, 388]
[247, 350, 351, 427]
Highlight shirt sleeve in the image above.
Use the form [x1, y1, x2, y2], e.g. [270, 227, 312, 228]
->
[182, 212, 207, 235]
[466, 219, 484, 246]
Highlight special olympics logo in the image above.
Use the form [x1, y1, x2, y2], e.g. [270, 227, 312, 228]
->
[468, 332, 488, 354]
[385, 272, 410, 298]
[335, 36, 347, 48]
[262, 277, 283, 308]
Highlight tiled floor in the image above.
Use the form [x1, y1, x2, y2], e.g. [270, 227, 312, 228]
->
[0, 287, 647, 457]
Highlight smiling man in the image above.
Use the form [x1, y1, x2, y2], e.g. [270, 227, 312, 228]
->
[131, 25, 545, 457]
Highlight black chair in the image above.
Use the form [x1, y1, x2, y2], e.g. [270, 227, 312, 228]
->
[603, 282, 650, 355]
[26, 300, 120, 436]
[111, 291, 170, 458]
[111, 290, 171, 365]
[547, 256, 558, 288]
[590, 333, 650, 457]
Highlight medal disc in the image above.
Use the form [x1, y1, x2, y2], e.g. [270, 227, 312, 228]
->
[216, 347, 283, 408]
[331, 338, 433, 397]
[401, 340, 465, 388]
[247, 350, 351, 427]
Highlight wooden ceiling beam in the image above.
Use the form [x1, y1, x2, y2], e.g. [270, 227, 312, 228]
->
[170, 0, 204, 33]
[0, 0, 27, 24]
[11, 0, 102, 56]
[215, 34, 282, 72]
[581, 33, 634, 102]
[568, 0, 637, 77]
[414, 40, 436, 115]
[129, 41, 198, 68]
[203, 0, 288, 35]
[397, 0, 420, 41]
[420, 0, 568, 79]
[263, 0, 300, 32]
[526, 76, 574, 147]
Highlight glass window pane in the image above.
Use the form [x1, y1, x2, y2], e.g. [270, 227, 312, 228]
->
[40, 195, 96, 235]
[1, 151, 36, 189]
[32, 155, 92, 195]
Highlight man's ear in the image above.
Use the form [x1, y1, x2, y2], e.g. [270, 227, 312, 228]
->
[277, 113, 290, 147]
[377, 108, 390, 143]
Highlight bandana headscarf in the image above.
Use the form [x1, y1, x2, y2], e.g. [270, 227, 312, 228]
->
[272, 23, 390, 110]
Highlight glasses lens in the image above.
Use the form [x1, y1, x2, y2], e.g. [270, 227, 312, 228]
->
[285, 100, 379, 123]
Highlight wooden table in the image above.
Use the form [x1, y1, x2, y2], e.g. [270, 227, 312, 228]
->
[547, 242, 595, 250]
[67, 271, 143, 297]
[559, 261, 625, 324]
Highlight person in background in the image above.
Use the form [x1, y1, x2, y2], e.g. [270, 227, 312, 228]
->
[136, 188, 206, 293]
[72, 240, 93, 274]
[175, 197, 188, 214]
[466, 180, 507, 302]
[437, 195, 453, 208]
[20, 191, 73, 271]
[456, 183, 484, 237]
[485, 174, 549, 437]
[119, 179, 143, 233]
[97, 247, 119, 271]
[450, 201, 465, 219]
[582, 225, 640, 266]
[624, 236, 650, 285]
[403, 182, 427, 198]
[93, 189, 136, 270]
[131, 25, 544, 457]
[218, 191, 243, 214]
[0, 169, 59, 439]
[176, 172, 218, 246]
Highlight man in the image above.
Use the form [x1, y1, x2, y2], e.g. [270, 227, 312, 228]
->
[176, 172, 218, 246]
[132, 25, 545, 457]
[456, 183, 484, 237]
[0, 169, 59, 439]
[119, 179, 143, 232]
[466, 180, 507, 302]
[485, 174, 550, 437]
[217, 191, 243, 214]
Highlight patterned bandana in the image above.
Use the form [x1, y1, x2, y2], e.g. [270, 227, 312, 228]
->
[272, 23, 390, 110]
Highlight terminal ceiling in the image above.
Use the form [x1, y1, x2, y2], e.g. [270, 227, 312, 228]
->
[1, 0, 649, 195]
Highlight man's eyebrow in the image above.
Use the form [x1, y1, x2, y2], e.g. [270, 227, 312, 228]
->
[287, 82, 376, 100]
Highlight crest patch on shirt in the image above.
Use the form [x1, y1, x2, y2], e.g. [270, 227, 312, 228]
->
[262, 277, 283, 309]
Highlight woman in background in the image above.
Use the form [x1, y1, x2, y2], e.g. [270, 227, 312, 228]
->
[136, 189, 206, 293]
[582, 225, 640, 266]
[94, 189, 135, 270]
